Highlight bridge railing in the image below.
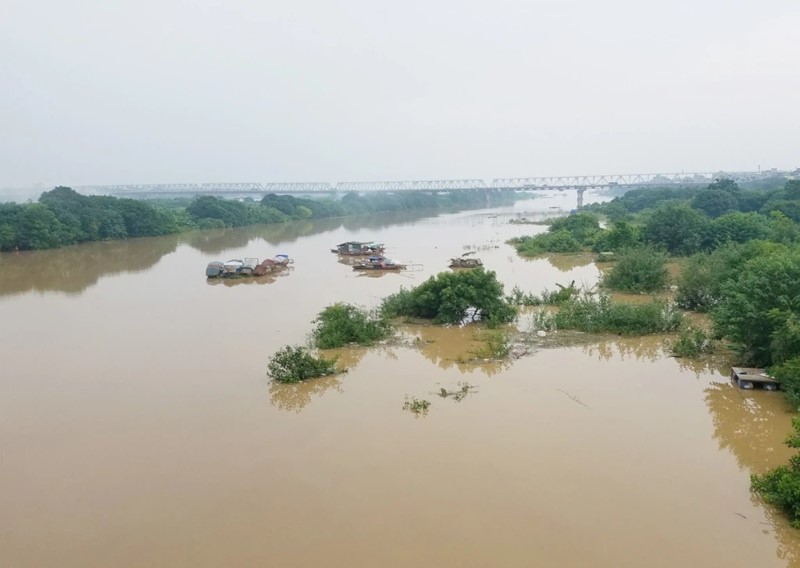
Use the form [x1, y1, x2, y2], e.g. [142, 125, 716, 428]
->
[75, 171, 779, 195]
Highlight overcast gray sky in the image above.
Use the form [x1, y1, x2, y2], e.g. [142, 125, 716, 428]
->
[1, 0, 799, 189]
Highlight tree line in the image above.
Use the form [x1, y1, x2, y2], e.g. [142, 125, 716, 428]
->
[0, 187, 515, 252]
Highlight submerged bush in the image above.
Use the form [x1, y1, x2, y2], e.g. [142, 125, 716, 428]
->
[506, 282, 578, 306]
[382, 268, 517, 326]
[552, 293, 682, 335]
[669, 326, 715, 358]
[509, 230, 581, 256]
[602, 246, 669, 293]
[752, 416, 800, 527]
[312, 303, 391, 349]
[267, 345, 338, 383]
[471, 330, 511, 359]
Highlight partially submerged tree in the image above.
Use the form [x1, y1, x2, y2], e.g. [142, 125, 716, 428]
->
[381, 268, 517, 326]
[602, 246, 669, 293]
[268, 346, 338, 383]
[312, 303, 391, 349]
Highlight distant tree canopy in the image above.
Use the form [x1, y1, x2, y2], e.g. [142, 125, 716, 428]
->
[0, 187, 517, 252]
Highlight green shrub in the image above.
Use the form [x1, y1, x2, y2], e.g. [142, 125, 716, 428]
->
[593, 220, 642, 252]
[267, 345, 338, 383]
[382, 268, 517, 326]
[752, 417, 800, 527]
[312, 303, 391, 349]
[509, 230, 581, 256]
[602, 246, 669, 293]
[552, 293, 682, 335]
[771, 358, 800, 409]
[548, 213, 601, 243]
[506, 282, 577, 306]
[472, 330, 511, 359]
[669, 326, 714, 357]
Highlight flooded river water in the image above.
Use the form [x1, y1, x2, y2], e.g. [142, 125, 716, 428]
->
[2, 193, 800, 567]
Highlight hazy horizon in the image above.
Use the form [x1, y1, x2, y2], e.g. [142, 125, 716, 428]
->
[2, 0, 798, 191]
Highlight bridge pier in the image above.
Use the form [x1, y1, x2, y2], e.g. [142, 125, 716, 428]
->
[576, 188, 586, 209]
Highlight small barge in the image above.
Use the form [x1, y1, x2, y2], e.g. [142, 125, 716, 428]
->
[353, 256, 405, 271]
[449, 252, 483, 269]
[206, 255, 293, 278]
[731, 367, 779, 391]
[332, 241, 385, 256]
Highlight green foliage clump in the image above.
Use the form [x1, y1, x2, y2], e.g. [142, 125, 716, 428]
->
[472, 330, 511, 359]
[593, 220, 642, 252]
[552, 293, 682, 335]
[510, 213, 600, 257]
[644, 203, 710, 255]
[509, 230, 581, 256]
[506, 282, 578, 306]
[751, 417, 800, 528]
[771, 358, 800, 409]
[311, 303, 391, 349]
[547, 213, 601, 242]
[382, 268, 517, 326]
[691, 188, 738, 218]
[602, 246, 669, 293]
[709, 211, 770, 246]
[712, 247, 800, 365]
[403, 396, 431, 414]
[675, 241, 778, 312]
[267, 345, 338, 383]
[669, 326, 715, 357]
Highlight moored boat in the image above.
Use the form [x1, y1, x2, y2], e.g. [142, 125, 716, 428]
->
[353, 256, 405, 271]
[449, 252, 483, 269]
[207, 255, 294, 278]
[332, 241, 385, 256]
[206, 261, 225, 277]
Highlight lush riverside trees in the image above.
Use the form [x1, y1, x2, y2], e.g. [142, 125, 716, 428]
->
[0, 187, 517, 251]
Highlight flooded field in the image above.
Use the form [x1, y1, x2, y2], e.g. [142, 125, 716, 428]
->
[2, 193, 800, 567]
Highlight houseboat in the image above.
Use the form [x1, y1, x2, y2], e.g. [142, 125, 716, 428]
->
[352, 256, 405, 271]
[731, 367, 779, 391]
[206, 255, 293, 278]
[449, 252, 483, 269]
[332, 241, 385, 256]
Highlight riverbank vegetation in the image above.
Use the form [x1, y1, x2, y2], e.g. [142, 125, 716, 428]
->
[536, 176, 800, 526]
[0, 186, 518, 251]
[533, 293, 682, 335]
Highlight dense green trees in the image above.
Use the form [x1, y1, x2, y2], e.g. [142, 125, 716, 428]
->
[712, 247, 800, 366]
[602, 246, 669, 293]
[0, 187, 517, 252]
[311, 303, 391, 349]
[643, 203, 710, 255]
[381, 268, 517, 326]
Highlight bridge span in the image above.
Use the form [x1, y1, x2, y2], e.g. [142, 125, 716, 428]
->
[76, 171, 769, 199]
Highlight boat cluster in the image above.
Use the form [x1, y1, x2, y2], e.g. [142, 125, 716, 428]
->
[331, 240, 483, 272]
[206, 255, 293, 278]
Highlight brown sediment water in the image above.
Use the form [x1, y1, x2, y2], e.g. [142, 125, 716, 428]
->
[2, 194, 800, 567]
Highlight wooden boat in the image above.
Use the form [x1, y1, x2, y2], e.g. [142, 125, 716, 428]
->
[206, 261, 225, 277]
[223, 259, 244, 275]
[449, 252, 483, 269]
[352, 256, 405, 271]
[332, 241, 385, 256]
[208, 255, 294, 278]
[240, 257, 259, 275]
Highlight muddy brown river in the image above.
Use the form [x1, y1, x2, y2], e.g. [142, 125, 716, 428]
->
[2, 194, 800, 567]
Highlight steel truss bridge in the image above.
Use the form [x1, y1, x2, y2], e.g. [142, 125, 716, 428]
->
[77, 171, 767, 198]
